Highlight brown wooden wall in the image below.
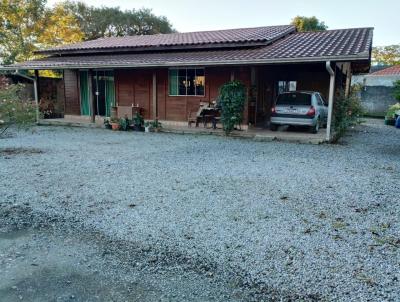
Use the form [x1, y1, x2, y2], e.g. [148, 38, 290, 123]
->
[115, 69, 153, 119]
[63, 64, 339, 125]
[64, 70, 80, 115]
[114, 67, 251, 122]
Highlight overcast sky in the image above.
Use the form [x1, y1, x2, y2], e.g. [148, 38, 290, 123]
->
[47, 0, 399, 46]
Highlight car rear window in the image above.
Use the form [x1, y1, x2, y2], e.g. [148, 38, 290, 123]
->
[276, 93, 312, 106]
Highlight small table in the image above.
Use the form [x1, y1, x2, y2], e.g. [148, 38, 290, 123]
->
[200, 107, 220, 128]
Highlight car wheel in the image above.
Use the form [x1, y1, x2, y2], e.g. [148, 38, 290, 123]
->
[270, 124, 278, 131]
[310, 118, 320, 134]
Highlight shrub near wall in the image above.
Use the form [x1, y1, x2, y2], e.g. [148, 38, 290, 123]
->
[218, 81, 246, 134]
[0, 84, 37, 137]
[332, 85, 364, 142]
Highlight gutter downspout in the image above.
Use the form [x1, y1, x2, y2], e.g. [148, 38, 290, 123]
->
[14, 70, 40, 124]
[325, 62, 335, 142]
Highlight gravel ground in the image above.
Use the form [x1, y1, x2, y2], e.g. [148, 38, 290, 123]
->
[0, 119, 399, 301]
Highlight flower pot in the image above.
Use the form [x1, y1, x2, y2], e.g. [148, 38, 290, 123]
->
[396, 116, 400, 129]
[384, 118, 395, 126]
[145, 126, 151, 133]
[110, 123, 119, 131]
[134, 124, 143, 131]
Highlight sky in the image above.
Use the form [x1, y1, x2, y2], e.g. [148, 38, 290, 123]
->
[47, 0, 399, 46]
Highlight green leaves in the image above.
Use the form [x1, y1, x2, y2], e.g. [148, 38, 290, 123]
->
[0, 0, 175, 65]
[62, 2, 175, 40]
[218, 80, 246, 135]
[0, 0, 83, 65]
[392, 80, 400, 102]
[332, 86, 364, 142]
[0, 84, 37, 136]
[372, 45, 400, 66]
[291, 16, 328, 32]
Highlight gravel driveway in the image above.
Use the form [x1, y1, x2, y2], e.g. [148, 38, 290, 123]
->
[1, 119, 399, 301]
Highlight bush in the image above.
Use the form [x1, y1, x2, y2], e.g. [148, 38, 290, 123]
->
[0, 83, 37, 137]
[385, 103, 400, 119]
[332, 86, 364, 142]
[119, 117, 130, 131]
[393, 80, 400, 101]
[218, 80, 246, 134]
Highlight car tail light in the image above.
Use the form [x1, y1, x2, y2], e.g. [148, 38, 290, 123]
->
[271, 107, 276, 115]
[306, 106, 316, 117]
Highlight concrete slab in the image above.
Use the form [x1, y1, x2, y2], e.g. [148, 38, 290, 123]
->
[38, 118, 327, 144]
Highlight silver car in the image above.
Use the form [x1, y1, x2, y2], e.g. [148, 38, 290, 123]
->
[270, 91, 328, 133]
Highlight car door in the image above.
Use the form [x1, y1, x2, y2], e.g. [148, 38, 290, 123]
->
[316, 93, 327, 122]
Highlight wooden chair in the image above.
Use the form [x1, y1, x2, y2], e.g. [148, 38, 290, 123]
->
[188, 102, 209, 127]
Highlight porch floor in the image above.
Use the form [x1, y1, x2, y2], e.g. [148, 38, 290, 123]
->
[38, 117, 327, 144]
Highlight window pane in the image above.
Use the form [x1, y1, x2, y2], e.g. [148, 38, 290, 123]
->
[169, 69, 178, 95]
[186, 69, 195, 96]
[288, 81, 297, 91]
[178, 69, 187, 95]
[278, 81, 297, 94]
[195, 69, 205, 96]
[276, 92, 311, 106]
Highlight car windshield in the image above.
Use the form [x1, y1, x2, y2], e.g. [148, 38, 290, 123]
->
[276, 93, 312, 106]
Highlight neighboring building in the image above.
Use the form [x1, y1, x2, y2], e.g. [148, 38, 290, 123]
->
[1, 25, 373, 138]
[353, 65, 400, 116]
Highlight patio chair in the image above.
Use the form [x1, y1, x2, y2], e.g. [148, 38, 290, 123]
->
[188, 102, 209, 127]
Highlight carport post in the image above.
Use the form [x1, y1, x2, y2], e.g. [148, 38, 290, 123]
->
[33, 70, 40, 124]
[152, 71, 157, 119]
[325, 61, 335, 142]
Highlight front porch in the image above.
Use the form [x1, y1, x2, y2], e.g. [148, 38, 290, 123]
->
[38, 115, 327, 144]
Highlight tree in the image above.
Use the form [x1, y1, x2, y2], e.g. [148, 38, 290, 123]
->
[38, 3, 84, 48]
[372, 45, 400, 65]
[62, 1, 175, 40]
[0, 0, 47, 64]
[0, 0, 84, 65]
[291, 16, 328, 32]
[0, 1, 174, 65]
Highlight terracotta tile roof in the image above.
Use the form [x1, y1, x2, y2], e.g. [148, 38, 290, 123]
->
[256, 28, 373, 59]
[370, 65, 400, 76]
[7, 27, 373, 69]
[37, 25, 296, 54]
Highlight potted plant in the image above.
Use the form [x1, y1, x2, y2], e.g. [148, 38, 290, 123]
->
[144, 121, 152, 133]
[109, 116, 120, 130]
[150, 119, 162, 132]
[104, 118, 112, 129]
[133, 112, 144, 131]
[385, 103, 400, 126]
[119, 117, 130, 131]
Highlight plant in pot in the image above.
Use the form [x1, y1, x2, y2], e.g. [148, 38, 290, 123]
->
[119, 117, 130, 131]
[385, 103, 400, 126]
[150, 119, 162, 132]
[104, 118, 112, 129]
[133, 112, 144, 131]
[144, 121, 152, 133]
[109, 116, 120, 131]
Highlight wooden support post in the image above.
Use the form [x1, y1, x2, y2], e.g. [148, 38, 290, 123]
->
[33, 70, 40, 124]
[251, 66, 257, 126]
[152, 71, 157, 120]
[88, 69, 95, 123]
[345, 63, 352, 98]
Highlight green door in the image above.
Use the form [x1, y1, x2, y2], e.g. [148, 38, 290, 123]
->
[79, 71, 90, 116]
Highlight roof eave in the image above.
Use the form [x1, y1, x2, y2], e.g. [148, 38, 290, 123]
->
[1, 53, 371, 70]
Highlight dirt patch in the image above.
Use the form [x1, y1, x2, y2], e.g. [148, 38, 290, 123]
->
[0, 147, 44, 156]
